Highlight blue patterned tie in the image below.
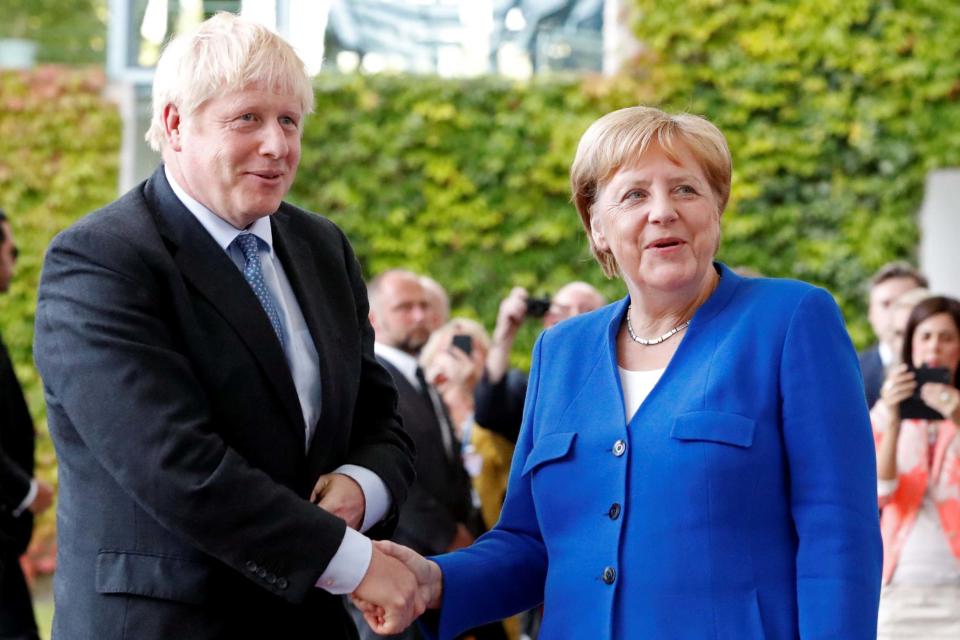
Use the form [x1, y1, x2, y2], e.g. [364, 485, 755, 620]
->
[234, 233, 285, 348]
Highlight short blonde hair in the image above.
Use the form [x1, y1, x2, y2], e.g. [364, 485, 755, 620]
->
[570, 106, 732, 277]
[145, 12, 314, 152]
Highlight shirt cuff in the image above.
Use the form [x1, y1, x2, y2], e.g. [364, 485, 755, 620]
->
[12, 479, 38, 518]
[314, 527, 372, 594]
[877, 477, 899, 497]
[334, 464, 391, 533]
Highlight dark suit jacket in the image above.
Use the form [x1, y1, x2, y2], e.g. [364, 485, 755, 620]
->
[378, 359, 475, 556]
[0, 334, 35, 556]
[858, 344, 884, 409]
[474, 369, 528, 444]
[33, 167, 415, 639]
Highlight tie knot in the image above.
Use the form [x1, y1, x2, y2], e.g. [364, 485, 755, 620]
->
[235, 233, 260, 261]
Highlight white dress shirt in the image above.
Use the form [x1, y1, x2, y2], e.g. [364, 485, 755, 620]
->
[166, 167, 388, 593]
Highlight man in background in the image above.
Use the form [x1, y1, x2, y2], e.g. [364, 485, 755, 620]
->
[0, 210, 54, 640]
[858, 262, 927, 409]
[363, 270, 480, 639]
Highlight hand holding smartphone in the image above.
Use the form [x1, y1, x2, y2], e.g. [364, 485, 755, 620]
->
[900, 366, 951, 420]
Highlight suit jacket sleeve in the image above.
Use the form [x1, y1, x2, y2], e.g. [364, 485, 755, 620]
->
[336, 230, 415, 522]
[780, 288, 882, 638]
[473, 369, 527, 443]
[0, 341, 32, 512]
[33, 223, 399, 603]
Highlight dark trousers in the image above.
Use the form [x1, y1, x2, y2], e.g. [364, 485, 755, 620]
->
[0, 551, 39, 640]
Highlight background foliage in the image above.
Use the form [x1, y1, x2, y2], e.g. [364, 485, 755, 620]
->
[0, 67, 121, 555]
[630, 0, 960, 345]
[1, 0, 107, 65]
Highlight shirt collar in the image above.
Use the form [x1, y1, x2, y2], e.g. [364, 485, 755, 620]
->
[164, 165, 274, 252]
[374, 342, 421, 389]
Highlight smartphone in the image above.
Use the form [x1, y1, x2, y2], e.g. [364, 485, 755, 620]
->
[525, 296, 551, 318]
[900, 366, 951, 420]
[452, 334, 473, 356]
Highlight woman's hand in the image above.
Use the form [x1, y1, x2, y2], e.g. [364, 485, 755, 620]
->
[879, 364, 916, 411]
[920, 382, 960, 422]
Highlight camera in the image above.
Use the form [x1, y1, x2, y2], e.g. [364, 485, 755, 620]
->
[525, 296, 551, 318]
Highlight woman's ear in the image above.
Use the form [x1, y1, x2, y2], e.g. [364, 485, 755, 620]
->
[590, 214, 609, 253]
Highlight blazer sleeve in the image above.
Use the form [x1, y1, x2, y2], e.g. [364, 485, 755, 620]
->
[336, 229, 416, 524]
[429, 336, 549, 639]
[34, 225, 361, 603]
[779, 287, 882, 639]
[0, 345, 32, 512]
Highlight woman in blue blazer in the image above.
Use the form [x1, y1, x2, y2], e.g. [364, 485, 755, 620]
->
[357, 107, 883, 639]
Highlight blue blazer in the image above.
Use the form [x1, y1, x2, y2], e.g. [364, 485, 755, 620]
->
[433, 264, 881, 639]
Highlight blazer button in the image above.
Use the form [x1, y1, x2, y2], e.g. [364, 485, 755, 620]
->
[277, 577, 289, 590]
[266, 573, 277, 585]
[245, 561, 258, 573]
[602, 566, 616, 584]
[256, 567, 268, 579]
[612, 440, 627, 457]
[608, 503, 621, 520]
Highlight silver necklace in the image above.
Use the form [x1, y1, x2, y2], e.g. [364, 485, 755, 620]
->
[625, 305, 690, 346]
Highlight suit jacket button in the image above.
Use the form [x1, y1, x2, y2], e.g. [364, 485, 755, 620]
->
[256, 567, 267, 579]
[608, 503, 621, 520]
[602, 566, 616, 584]
[246, 561, 258, 573]
[266, 573, 277, 585]
[277, 577, 289, 590]
[612, 440, 626, 457]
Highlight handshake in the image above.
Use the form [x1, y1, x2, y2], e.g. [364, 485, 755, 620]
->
[312, 473, 444, 635]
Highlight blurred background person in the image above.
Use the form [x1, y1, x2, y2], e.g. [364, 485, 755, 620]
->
[860, 262, 928, 409]
[364, 270, 490, 640]
[420, 318, 518, 640]
[872, 295, 960, 638]
[358, 105, 882, 639]
[476, 281, 605, 444]
[0, 210, 54, 640]
[420, 276, 450, 333]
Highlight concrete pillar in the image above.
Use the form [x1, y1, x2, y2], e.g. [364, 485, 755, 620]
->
[919, 169, 960, 300]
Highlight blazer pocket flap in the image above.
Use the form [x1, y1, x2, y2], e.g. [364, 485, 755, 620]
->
[96, 550, 213, 605]
[671, 412, 756, 448]
[521, 432, 577, 476]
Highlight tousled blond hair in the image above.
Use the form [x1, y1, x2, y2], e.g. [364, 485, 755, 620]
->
[570, 106, 732, 277]
[145, 12, 314, 152]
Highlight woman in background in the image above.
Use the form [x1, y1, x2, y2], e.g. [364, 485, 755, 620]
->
[873, 295, 960, 638]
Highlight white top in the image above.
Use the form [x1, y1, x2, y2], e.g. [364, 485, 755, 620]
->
[618, 366, 666, 423]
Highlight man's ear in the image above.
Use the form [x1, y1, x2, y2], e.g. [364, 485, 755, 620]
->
[163, 104, 184, 152]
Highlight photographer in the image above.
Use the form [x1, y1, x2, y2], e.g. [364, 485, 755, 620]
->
[476, 282, 605, 443]
[872, 295, 960, 637]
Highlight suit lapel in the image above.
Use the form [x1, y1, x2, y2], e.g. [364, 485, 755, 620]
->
[144, 168, 307, 440]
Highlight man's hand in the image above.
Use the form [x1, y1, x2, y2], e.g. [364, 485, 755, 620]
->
[29, 480, 54, 515]
[351, 542, 426, 634]
[311, 473, 365, 530]
[375, 540, 443, 610]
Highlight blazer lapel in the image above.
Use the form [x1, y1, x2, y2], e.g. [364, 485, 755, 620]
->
[144, 168, 307, 439]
